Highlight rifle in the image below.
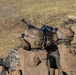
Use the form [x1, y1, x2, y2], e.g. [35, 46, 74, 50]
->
[41, 25, 58, 34]
[21, 18, 58, 33]
[21, 18, 38, 29]
[21, 18, 58, 44]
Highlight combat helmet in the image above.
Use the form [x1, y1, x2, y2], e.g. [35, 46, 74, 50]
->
[56, 25, 74, 42]
[19, 28, 45, 50]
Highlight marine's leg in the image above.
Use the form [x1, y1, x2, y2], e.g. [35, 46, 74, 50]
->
[51, 50, 63, 75]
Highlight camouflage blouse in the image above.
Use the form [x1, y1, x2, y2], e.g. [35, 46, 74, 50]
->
[7, 45, 21, 72]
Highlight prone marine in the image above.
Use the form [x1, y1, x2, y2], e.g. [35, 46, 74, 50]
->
[0, 23, 76, 75]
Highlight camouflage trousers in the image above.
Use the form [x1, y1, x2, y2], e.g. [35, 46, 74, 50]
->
[7, 46, 21, 72]
[49, 50, 60, 69]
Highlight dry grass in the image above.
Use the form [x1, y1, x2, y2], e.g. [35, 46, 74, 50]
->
[0, 0, 76, 73]
[0, 0, 76, 58]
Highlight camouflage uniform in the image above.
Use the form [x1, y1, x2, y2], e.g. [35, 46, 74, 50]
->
[57, 25, 76, 75]
[18, 48, 50, 75]
[6, 44, 60, 75]
[45, 44, 60, 69]
[7, 45, 21, 72]
[18, 29, 51, 75]
[50, 50, 60, 69]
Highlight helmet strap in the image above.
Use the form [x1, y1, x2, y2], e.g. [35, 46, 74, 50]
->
[21, 39, 31, 51]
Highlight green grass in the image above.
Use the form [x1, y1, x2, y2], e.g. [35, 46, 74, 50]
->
[0, 0, 76, 58]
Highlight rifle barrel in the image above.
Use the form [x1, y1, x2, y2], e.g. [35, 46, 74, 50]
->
[21, 18, 37, 29]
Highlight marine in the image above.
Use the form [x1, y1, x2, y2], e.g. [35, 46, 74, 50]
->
[17, 28, 51, 75]
[0, 24, 62, 75]
[56, 25, 76, 75]
[0, 28, 51, 75]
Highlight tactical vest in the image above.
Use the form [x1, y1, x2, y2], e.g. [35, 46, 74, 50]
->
[58, 43, 76, 75]
[18, 48, 50, 75]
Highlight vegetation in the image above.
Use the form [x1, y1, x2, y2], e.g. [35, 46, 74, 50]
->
[0, 0, 76, 58]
